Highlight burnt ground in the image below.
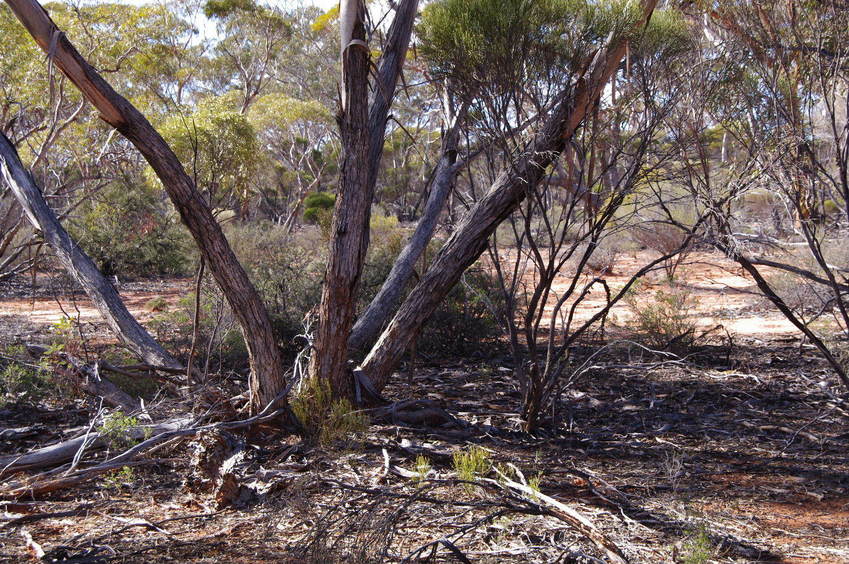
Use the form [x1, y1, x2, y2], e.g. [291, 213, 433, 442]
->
[1, 332, 848, 563]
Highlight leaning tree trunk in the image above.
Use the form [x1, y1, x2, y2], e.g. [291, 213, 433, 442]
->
[4, 0, 285, 410]
[310, 0, 418, 398]
[0, 132, 180, 371]
[349, 104, 462, 353]
[357, 0, 659, 391]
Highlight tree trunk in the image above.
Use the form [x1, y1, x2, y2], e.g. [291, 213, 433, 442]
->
[310, 0, 418, 398]
[357, 0, 658, 391]
[349, 109, 461, 353]
[4, 0, 285, 410]
[0, 132, 180, 371]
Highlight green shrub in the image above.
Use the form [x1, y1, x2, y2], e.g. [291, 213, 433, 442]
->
[99, 411, 147, 451]
[626, 283, 698, 355]
[0, 346, 55, 406]
[453, 445, 491, 492]
[144, 297, 169, 312]
[102, 466, 136, 490]
[303, 191, 336, 224]
[413, 455, 432, 487]
[70, 181, 190, 278]
[150, 286, 247, 371]
[678, 525, 714, 564]
[290, 377, 369, 446]
[418, 267, 503, 356]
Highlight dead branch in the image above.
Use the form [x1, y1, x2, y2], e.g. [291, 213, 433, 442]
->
[26, 344, 141, 413]
[487, 473, 629, 564]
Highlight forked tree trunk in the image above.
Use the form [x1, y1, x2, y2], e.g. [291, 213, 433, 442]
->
[4, 0, 285, 410]
[0, 132, 180, 370]
[349, 107, 462, 353]
[357, 0, 659, 391]
[310, 0, 418, 398]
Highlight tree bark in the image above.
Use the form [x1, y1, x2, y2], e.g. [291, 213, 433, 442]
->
[357, 0, 659, 391]
[349, 108, 462, 353]
[310, 0, 418, 398]
[4, 0, 285, 410]
[0, 132, 180, 371]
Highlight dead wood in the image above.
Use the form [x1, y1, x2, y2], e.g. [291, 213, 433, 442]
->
[26, 344, 141, 413]
[0, 426, 44, 441]
[0, 391, 292, 498]
[0, 418, 191, 476]
[489, 474, 629, 564]
[367, 399, 462, 428]
[186, 429, 257, 508]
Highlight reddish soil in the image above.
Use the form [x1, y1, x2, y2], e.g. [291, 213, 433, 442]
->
[1, 252, 848, 562]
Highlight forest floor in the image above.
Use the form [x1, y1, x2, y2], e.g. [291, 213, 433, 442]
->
[1, 251, 848, 562]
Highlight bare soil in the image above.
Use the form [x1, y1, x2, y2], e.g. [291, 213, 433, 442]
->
[1, 251, 847, 562]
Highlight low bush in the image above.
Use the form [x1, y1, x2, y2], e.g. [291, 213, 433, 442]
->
[70, 181, 190, 278]
[303, 191, 336, 225]
[625, 282, 698, 355]
[290, 377, 369, 446]
[453, 445, 492, 492]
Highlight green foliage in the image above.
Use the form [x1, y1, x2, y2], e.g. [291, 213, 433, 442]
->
[102, 466, 136, 490]
[626, 283, 698, 355]
[150, 285, 248, 370]
[144, 297, 169, 312]
[159, 95, 259, 213]
[70, 182, 189, 278]
[528, 473, 543, 501]
[419, 267, 503, 356]
[224, 221, 325, 358]
[310, 4, 339, 32]
[453, 445, 492, 492]
[204, 0, 257, 19]
[413, 455, 432, 487]
[99, 411, 146, 451]
[0, 346, 55, 406]
[303, 192, 336, 224]
[291, 377, 369, 446]
[678, 525, 714, 564]
[418, 0, 641, 100]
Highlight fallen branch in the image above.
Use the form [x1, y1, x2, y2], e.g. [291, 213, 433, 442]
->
[487, 472, 629, 564]
[0, 390, 295, 499]
[0, 418, 191, 476]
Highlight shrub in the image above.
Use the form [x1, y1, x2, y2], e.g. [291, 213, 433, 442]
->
[413, 455, 432, 487]
[99, 411, 147, 451]
[678, 525, 714, 564]
[150, 285, 247, 371]
[290, 377, 369, 446]
[0, 346, 55, 406]
[102, 466, 136, 490]
[630, 222, 691, 280]
[303, 192, 336, 224]
[453, 445, 491, 492]
[418, 267, 503, 356]
[70, 181, 190, 278]
[224, 221, 325, 359]
[626, 283, 698, 355]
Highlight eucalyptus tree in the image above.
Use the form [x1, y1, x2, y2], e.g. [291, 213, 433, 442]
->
[356, 0, 660, 394]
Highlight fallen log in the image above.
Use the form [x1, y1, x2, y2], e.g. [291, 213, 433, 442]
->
[0, 391, 293, 498]
[26, 344, 141, 414]
[0, 418, 191, 476]
[489, 472, 629, 564]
